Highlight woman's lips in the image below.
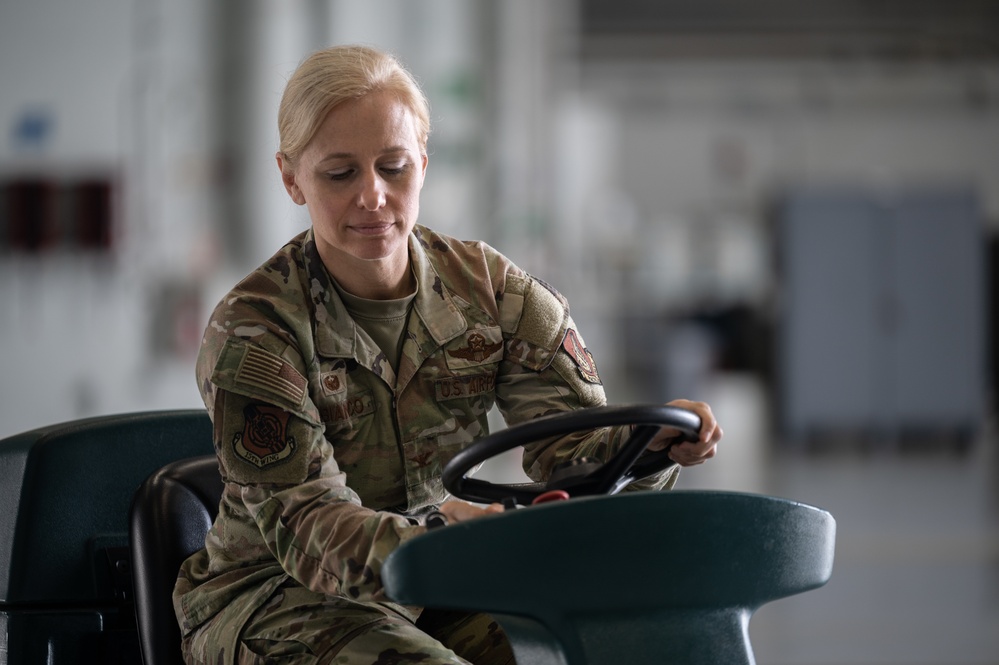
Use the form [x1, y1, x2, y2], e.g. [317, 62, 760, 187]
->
[350, 222, 393, 236]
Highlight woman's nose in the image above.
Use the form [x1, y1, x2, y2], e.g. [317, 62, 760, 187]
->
[357, 170, 386, 210]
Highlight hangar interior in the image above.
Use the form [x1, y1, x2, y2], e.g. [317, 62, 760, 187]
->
[1, 1, 997, 663]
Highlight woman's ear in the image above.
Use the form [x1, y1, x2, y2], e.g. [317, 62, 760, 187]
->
[418, 152, 429, 190]
[276, 152, 306, 205]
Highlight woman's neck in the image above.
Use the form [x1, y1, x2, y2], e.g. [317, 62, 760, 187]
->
[318, 243, 415, 300]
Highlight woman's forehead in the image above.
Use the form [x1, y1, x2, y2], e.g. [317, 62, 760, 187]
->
[308, 91, 422, 157]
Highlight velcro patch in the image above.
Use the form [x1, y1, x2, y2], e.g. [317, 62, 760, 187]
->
[320, 368, 347, 396]
[562, 328, 601, 384]
[320, 391, 376, 423]
[517, 279, 567, 351]
[235, 344, 307, 407]
[445, 328, 504, 368]
[435, 373, 496, 401]
[233, 403, 297, 468]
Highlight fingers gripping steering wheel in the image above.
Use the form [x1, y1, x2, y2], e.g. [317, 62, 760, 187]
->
[441, 405, 702, 506]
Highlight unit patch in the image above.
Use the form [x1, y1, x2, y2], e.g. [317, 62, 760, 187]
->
[562, 328, 601, 384]
[435, 373, 497, 401]
[233, 403, 297, 468]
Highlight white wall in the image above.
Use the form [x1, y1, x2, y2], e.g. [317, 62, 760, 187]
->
[0, 0, 204, 437]
[0, 0, 492, 437]
[0, 0, 131, 165]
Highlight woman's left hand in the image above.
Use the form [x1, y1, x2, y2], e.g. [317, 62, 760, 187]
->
[438, 499, 505, 524]
[647, 399, 723, 467]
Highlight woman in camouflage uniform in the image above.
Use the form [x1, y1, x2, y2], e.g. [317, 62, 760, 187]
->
[175, 44, 723, 665]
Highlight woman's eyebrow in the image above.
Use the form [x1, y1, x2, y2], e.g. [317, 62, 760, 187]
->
[318, 151, 352, 162]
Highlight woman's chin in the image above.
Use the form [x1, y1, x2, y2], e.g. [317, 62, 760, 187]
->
[344, 236, 408, 263]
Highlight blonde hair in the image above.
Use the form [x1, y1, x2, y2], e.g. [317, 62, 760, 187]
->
[277, 45, 431, 168]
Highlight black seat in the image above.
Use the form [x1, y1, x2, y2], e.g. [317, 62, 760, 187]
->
[0, 410, 213, 665]
[129, 455, 222, 665]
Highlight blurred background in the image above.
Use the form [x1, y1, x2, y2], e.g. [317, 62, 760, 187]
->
[1, 0, 997, 662]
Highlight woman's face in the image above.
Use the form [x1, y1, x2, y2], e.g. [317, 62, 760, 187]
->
[279, 90, 428, 270]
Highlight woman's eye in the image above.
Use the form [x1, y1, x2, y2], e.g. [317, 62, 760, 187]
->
[381, 163, 407, 176]
[325, 162, 408, 181]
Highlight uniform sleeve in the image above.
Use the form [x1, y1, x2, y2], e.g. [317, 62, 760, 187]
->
[494, 275, 679, 491]
[199, 334, 425, 602]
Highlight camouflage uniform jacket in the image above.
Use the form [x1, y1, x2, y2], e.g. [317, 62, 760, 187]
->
[174, 224, 678, 643]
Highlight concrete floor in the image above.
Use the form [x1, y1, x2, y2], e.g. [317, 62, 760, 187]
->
[747, 445, 999, 665]
[665, 379, 999, 665]
[694, 377, 999, 665]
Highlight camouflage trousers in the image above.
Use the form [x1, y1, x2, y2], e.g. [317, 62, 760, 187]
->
[181, 579, 515, 665]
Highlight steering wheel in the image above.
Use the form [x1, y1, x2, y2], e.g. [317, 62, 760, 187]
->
[442, 404, 702, 506]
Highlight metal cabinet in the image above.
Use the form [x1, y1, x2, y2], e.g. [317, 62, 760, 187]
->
[778, 187, 986, 446]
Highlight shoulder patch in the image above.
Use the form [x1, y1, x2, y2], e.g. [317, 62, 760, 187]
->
[516, 277, 568, 351]
[562, 328, 601, 384]
[213, 338, 308, 410]
[233, 403, 297, 468]
[236, 344, 307, 406]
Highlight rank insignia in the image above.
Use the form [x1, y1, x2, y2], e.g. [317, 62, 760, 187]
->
[320, 368, 346, 396]
[562, 328, 601, 384]
[447, 331, 503, 363]
[233, 403, 296, 468]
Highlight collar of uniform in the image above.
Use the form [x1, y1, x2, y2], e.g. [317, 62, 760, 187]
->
[409, 226, 467, 346]
[306, 227, 466, 358]
[304, 229, 359, 358]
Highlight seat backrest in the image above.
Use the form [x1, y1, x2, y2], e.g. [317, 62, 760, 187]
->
[0, 410, 213, 665]
[0, 410, 213, 605]
[130, 455, 223, 665]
